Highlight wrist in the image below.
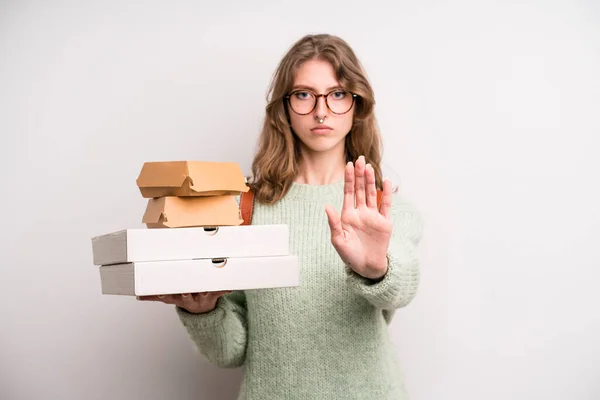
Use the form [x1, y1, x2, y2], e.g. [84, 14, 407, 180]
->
[360, 255, 389, 281]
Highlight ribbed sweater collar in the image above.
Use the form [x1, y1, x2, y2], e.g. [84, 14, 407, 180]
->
[283, 179, 345, 201]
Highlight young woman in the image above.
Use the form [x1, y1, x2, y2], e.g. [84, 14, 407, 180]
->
[140, 33, 423, 399]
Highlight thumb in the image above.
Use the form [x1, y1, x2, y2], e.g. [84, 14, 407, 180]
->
[325, 204, 343, 237]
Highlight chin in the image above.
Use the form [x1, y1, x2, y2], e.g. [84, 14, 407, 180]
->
[300, 137, 345, 154]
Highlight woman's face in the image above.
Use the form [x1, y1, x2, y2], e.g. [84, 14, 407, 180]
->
[287, 59, 354, 158]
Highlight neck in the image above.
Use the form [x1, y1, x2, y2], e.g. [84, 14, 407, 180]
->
[295, 144, 346, 185]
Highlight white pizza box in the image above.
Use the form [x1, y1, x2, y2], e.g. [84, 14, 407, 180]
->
[99, 255, 299, 296]
[91, 224, 289, 266]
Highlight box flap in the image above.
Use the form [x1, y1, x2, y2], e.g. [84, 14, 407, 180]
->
[186, 162, 249, 194]
[142, 197, 169, 225]
[136, 161, 189, 188]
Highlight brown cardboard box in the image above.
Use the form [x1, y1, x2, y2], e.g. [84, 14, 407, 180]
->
[142, 195, 243, 228]
[136, 161, 249, 198]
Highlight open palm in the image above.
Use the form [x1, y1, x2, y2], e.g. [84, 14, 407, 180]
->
[325, 156, 393, 280]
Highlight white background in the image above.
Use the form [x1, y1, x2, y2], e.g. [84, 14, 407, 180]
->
[1, 1, 599, 399]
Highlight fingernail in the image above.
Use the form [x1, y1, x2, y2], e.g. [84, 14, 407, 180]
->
[202, 292, 208, 296]
[157, 295, 165, 299]
[181, 293, 189, 298]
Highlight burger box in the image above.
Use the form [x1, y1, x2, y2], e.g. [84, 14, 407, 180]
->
[142, 195, 243, 229]
[136, 160, 249, 198]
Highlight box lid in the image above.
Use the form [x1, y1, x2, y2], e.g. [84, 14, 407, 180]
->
[136, 161, 249, 197]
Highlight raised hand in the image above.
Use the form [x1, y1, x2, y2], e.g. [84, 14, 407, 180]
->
[324, 155, 393, 280]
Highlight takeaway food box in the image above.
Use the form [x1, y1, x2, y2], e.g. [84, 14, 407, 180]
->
[91, 160, 299, 296]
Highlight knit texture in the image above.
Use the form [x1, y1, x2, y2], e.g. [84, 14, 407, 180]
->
[176, 179, 423, 400]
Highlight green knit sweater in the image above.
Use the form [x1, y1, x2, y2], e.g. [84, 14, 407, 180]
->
[176, 179, 423, 399]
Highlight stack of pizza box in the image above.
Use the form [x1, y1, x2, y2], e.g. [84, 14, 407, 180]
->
[90, 161, 299, 297]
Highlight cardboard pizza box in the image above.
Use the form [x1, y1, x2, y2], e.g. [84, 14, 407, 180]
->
[98, 255, 300, 296]
[91, 224, 290, 266]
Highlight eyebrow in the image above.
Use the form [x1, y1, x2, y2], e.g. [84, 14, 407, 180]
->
[291, 85, 344, 92]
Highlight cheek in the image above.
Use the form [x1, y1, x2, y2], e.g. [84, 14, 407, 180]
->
[338, 112, 354, 133]
[289, 113, 308, 134]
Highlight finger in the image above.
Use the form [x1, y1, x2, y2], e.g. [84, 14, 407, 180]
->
[138, 291, 232, 303]
[137, 295, 162, 301]
[138, 294, 172, 303]
[200, 292, 226, 310]
[379, 179, 393, 220]
[196, 291, 231, 301]
[355, 156, 366, 207]
[343, 161, 355, 212]
[325, 204, 343, 237]
[194, 291, 231, 299]
[212, 290, 233, 297]
[190, 292, 209, 304]
[158, 294, 178, 304]
[137, 294, 171, 302]
[180, 293, 196, 309]
[365, 163, 378, 208]
[206, 291, 226, 300]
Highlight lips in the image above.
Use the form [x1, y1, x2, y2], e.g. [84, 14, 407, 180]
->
[311, 124, 332, 133]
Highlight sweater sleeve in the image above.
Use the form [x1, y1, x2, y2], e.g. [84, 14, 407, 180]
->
[175, 290, 248, 368]
[345, 193, 424, 311]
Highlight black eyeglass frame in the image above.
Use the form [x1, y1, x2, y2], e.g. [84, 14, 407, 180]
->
[284, 89, 358, 116]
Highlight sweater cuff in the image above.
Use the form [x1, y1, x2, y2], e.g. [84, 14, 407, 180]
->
[175, 297, 227, 331]
[345, 251, 418, 310]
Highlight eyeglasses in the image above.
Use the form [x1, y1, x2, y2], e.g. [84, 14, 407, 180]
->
[285, 89, 357, 115]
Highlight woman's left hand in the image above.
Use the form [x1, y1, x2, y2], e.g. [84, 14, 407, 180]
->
[325, 155, 393, 280]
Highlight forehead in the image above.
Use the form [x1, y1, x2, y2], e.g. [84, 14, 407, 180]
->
[293, 59, 340, 90]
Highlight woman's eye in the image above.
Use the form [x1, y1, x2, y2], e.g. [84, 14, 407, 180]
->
[294, 92, 311, 100]
[331, 91, 346, 99]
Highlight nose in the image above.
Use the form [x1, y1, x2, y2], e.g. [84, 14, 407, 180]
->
[314, 94, 328, 118]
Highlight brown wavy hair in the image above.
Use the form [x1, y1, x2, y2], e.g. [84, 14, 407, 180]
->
[250, 33, 383, 204]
